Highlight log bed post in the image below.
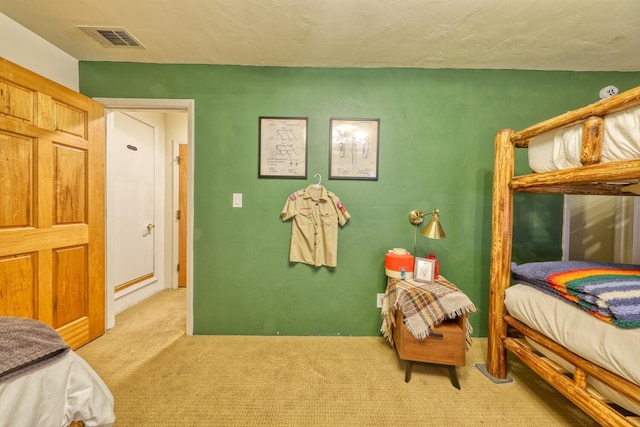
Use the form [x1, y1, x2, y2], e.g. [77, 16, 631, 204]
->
[580, 116, 604, 166]
[486, 128, 515, 380]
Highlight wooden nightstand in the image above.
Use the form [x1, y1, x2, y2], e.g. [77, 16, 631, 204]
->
[381, 276, 475, 389]
[392, 309, 467, 388]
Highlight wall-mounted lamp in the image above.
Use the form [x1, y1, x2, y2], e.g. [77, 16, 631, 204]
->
[409, 209, 445, 239]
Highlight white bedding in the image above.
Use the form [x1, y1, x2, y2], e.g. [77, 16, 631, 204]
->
[0, 351, 115, 427]
[528, 105, 640, 172]
[505, 284, 640, 415]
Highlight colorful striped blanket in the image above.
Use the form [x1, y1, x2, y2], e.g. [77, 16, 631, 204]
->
[511, 261, 640, 328]
[380, 276, 476, 347]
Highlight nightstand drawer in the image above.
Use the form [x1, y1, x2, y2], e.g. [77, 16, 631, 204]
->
[392, 310, 466, 367]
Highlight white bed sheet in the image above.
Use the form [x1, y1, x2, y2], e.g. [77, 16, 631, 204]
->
[0, 350, 115, 427]
[505, 284, 640, 415]
[528, 105, 640, 172]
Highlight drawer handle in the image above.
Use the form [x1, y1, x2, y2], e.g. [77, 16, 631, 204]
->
[427, 332, 444, 338]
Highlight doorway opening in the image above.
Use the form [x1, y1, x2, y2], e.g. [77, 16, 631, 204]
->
[563, 195, 640, 263]
[97, 98, 195, 336]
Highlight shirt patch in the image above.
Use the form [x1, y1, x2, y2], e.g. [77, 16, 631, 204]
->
[337, 201, 347, 213]
[289, 193, 297, 201]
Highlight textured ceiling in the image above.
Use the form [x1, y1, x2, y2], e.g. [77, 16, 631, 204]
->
[2, 0, 640, 71]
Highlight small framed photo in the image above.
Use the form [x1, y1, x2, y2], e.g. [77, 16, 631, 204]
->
[329, 118, 379, 180]
[259, 116, 308, 178]
[414, 257, 436, 283]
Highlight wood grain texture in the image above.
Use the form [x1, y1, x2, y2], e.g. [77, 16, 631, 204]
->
[486, 128, 514, 380]
[0, 253, 37, 317]
[0, 56, 105, 349]
[580, 116, 604, 165]
[393, 310, 466, 367]
[0, 132, 33, 227]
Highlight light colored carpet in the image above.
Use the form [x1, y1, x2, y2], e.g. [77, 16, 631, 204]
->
[76, 289, 597, 426]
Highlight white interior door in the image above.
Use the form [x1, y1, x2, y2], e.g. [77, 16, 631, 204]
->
[108, 112, 156, 291]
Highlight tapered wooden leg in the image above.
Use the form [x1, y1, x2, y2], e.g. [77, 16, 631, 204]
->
[448, 366, 460, 390]
[404, 361, 413, 383]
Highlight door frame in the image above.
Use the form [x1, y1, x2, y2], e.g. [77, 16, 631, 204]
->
[614, 196, 640, 263]
[96, 98, 195, 336]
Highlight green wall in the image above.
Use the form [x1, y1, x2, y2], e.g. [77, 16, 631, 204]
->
[79, 63, 640, 336]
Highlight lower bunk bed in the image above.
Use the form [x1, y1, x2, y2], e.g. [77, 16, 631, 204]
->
[484, 266, 640, 426]
[0, 316, 115, 427]
[505, 282, 640, 418]
[482, 86, 640, 427]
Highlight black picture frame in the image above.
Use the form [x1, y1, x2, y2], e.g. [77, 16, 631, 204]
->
[329, 118, 379, 180]
[258, 116, 308, 178]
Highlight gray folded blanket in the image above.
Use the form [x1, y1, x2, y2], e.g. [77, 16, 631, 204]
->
[0, 316, 70, 383]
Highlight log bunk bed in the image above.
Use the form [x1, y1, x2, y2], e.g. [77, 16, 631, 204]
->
[484, 86, 640, 427]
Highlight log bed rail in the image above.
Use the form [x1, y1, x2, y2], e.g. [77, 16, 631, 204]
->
[485, 86, 640, 427]
[512, 88, 640, 148]
[505, 316, 640, 427]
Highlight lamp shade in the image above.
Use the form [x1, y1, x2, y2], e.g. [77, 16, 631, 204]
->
[421, 214, 445, 239]
[408, 208, 445, 239]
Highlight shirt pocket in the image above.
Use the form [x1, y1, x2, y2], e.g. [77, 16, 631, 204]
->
[297, 209, 313, 225]
[319, 210, 336, 227]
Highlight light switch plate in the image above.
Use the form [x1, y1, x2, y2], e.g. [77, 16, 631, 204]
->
[232, 193, 242, 208]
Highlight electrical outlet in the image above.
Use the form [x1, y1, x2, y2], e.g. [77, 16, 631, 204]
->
[376, 293, 385, 308]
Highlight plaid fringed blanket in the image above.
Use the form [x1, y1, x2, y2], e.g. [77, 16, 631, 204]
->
[511, 261, 640, 328]
[380, 277, 476, 348]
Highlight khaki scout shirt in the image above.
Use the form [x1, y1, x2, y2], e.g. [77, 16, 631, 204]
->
[281, 185, 350, 267]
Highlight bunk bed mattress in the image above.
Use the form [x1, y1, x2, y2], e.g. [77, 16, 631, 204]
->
[528, 105, 640, 172]
[505, 284, 640, 415]
[0, 350, 115, 427]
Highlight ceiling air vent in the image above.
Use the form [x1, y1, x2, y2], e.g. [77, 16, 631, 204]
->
[77, 26, 146, 49]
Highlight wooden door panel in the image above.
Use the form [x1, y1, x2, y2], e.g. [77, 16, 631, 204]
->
[53, 101, 87, 138]
[53, 144, 87, 224]
[0, 131, 34, 227]
[0, 80, 34, 123]
[0, 253, 37, 317]
[53, 245, 87, 328]
[0, 57, 104, 349]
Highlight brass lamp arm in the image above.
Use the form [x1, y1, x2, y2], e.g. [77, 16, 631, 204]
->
[409, 209, 439, 226]
[409, 208, 445, 241]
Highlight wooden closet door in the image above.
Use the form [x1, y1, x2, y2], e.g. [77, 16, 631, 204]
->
[0, 57, 105, 349]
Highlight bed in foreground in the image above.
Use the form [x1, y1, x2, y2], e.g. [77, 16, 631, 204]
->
[0, 316, 115, 427]
[481, 86, 640, 426]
